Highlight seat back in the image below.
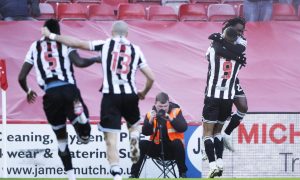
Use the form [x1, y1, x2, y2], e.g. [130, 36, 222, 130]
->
[38, 3, 55, 20]
[57, 3, 88, 20]
[272, 3, 299, 21]
[148, 5, 178, 21]
[208, 4, 236, 21]
[88, 4, 116, 21]
[118, 4, 146, 20]
[179, 3, 207, 21]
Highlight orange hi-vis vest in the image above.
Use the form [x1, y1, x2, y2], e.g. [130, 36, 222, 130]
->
[146, 108, 184, 144]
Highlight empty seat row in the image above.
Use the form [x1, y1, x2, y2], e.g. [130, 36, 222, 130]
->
[38, 3, 300, 21]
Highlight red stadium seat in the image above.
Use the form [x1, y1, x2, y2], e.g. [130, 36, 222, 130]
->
[272, 3, 299, 21]
[88, 4, 117, 21]
[148, 6, 178, 21]
[207, 4, 236, 21]
[102, 0, 128, 10]
[37, 3, 55, 20]
[238, 4, 243, 17]
[221, 0, 243, 11]
[45, 0, 72, 3]
[73, 0, 100, 3]
[179, 4, 207, 21]
[118, 4, 146, 20]
[190, 0, 220, 10]
[57, 3, 88, 20]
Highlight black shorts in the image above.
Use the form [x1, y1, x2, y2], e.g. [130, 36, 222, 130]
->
[99, 94, 140, 132]
[235, 78, 246, 97]
[202, 97, 233, 124]
[43, 84, 89, 129]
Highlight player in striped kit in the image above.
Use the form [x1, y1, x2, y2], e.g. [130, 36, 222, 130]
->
[203, 27, 246, 178]
[18, 19, 100, 180]
[42, 21, 155, 180]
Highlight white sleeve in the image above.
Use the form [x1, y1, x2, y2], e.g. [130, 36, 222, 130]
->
[236, 36, 247, 47]
[89, 40, 105, 51]
[24, 42, 37, 65]
[136, 46, 148, 69]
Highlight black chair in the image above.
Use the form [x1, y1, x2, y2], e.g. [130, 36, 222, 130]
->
[138, 155, 178, 178]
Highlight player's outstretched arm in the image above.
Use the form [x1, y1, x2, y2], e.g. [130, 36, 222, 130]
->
[42, 27, 90, 50]
[69, 50, 101, 68]
[138, 66, 155, 100]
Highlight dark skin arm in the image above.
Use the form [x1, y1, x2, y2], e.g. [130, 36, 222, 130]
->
[69, 50, 101, 67]
[18, 62, 37, 103]
[209, 33, 246, 54]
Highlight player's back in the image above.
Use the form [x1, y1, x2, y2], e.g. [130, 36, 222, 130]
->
[25, 37, 75, 89]
[205, 42, 241, 100]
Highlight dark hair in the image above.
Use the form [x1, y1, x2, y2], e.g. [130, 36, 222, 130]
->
[44, 19, 60, 35]
[155, 92, 169, 104]
[224, 27, 238, 42]
[222, 17, 246, 33]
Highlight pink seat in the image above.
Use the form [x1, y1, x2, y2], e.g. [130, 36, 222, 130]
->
[73, 0, 100, 3]
[45, 0, 72, 2]
[88, 4, 117, 21]
[238, 4, 243, 17]
[221, 0, 243, 11]
[38, 3, 55, 20]
[102, 0, 128, 10]
[118, 4, 146, 20]
[272, 3, 299, 21]
[190, 0, 220, 10]
[179, 4, 207, 21]
[207, 4, 236, 21]
[57, 3, 88, 20]
[148, 6, 178, 21]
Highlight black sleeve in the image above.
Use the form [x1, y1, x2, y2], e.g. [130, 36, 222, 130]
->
[142, 116, 154, 136]
[169, 110, 188, 133]
[221, 40, 245, 55]
[212, 41, 241, 60]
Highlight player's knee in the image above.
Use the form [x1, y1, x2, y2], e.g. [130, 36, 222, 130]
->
[238, 104, 248, 113]
[54, 127, 68, 140]
[106, 138, 117, 148]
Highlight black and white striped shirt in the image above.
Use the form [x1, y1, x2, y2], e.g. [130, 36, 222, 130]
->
[205, 42, 242, 99]
[89, 37, 148, 94]
[25, 37, 75, 89]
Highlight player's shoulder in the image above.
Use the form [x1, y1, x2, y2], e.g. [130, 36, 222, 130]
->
[170, 102, 180, 109]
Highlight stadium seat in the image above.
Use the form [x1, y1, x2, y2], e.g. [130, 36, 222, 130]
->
[178, 4, 208, 21]
[190, 0, 220, 12]
[37, 3, 55, 20]
[44, 0, 72, 3]
[88, 4, 117, 21]
[133, 0, 161, 9]
[102, 0, 129, 10]
[221, 0, 243, 11]
[57, 3, 88, 20]
[148, 6, 178, 21]
[207, 4, 237, 21]
[118, 4, 146, 20]
[238, 4, 243, 17]
[72, 0, 100, 3]
[272, 3, 299, 21]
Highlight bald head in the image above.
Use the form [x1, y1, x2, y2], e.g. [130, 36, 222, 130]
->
[112, 21, 128, 37]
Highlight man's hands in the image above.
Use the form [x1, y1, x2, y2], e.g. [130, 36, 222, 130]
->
[149, 110, 156, 124]
[209, 33, 223, 42]
[27, 90, 37, 104]
[236, 53, 247, 67]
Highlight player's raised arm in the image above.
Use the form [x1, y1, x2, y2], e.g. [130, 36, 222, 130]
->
[42, 27, 90, 50]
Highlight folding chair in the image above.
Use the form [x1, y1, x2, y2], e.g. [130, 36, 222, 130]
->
[138, 155, 178, 178]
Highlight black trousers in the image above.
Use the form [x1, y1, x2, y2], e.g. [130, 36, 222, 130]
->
[130, 139, 187, 177]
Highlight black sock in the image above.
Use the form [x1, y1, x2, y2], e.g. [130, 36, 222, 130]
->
[225, 114, 243, 135]
[58, 146, 73, 171]
[204, 137, 215, 163]
[214, 135, 224, 159]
